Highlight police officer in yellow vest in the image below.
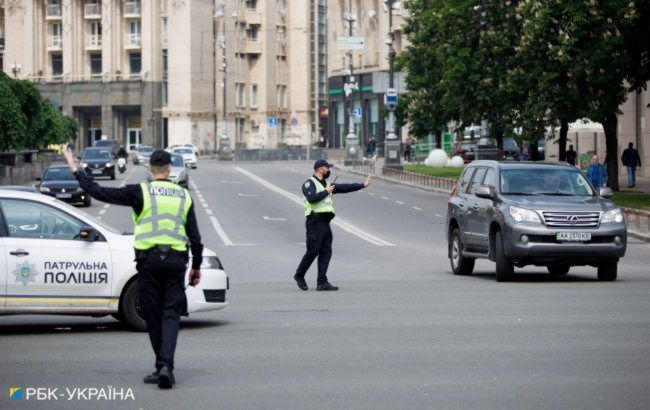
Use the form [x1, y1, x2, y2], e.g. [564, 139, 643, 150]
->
[63, 148, 202, 390]
[294, 160, 372, 291]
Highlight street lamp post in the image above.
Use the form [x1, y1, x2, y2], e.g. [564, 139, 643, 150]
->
[383, 0, 402, 169]
[343, 0, 360, 165]
[215, 3, 232, 160]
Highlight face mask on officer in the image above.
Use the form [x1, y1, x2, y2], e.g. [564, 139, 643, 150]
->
[323, 170, 331, 179]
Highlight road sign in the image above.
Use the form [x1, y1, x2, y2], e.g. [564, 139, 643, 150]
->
[337, 36, 365, 50]
[384, 88, 398, 110]
[353, 107, 362, 118]
[267, 117, 278, 127]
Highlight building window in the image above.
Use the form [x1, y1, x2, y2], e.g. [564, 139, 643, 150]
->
[162, 49, 168, 105]
[161, 17, 168, 44]
[280, 119, 287, 143]
[245, 0, 257, 10]
[89, 21, 102, 47]
[237, 23, 246, 39]
[51, 23, 62, 47]
[51, 54, 63, 78]
[90, 53, 102, 78]
[250, 84, 257, 108]
[246, 26, 258, 41]
[276, 85, 286, 109]
[235, 83, 245, 108]
[129, 53, 141, 77]
[129, 20, 141, 45]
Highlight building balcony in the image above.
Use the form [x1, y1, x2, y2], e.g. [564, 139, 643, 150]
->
[86, 35, 102, 50]
[47, 36, 63, 51]
[125, 34, 141, 49]
[124, 2, 141, 18]
[45, 5, 62, 20]
[245, 10, 262, 25]
[84, 4, 101, 19]
[276, 41, 286, 56]
[245, 39, 261, 55]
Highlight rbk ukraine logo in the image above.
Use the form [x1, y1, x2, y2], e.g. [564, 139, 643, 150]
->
[9, 387, 23, 400]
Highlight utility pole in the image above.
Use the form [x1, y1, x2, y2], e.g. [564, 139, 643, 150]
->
[215, 2, 232, 160]
[383, 0, 401, 168]
[343, 0, 360, 165]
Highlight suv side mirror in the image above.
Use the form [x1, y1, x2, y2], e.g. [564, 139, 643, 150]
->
[599, 187, 613, 198]
[79, 225, 101, 242]
[475, 185, 493, 199]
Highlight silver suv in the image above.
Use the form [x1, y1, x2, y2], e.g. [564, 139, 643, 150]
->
[446, 161, 627, 281]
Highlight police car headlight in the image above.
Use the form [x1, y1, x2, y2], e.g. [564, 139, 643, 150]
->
[509, 206, 542, 223]
[40, 186, 51, 193]
[602, 208, 624, 224]
[200, 256, 223, 269]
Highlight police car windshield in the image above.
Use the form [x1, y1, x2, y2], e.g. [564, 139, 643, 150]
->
[44, 167, 76, 181]
[500, 168, 594, 196]
[83, 149, 112, 160]
[56, 200, 122, 235]
[171, 155, 184, 167]
[174, 148, 193, 154]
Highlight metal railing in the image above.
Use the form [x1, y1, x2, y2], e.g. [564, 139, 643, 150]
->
[622, 208, 650, 235]
[127, 33, 141, 46]
[124, 2, 141, 16]
[381, 167, 456, 191]
[84, 3, 101, 17]
[46, 4, 62, 18]
[50, 36, 62, 48]
[88, 34, 101, 47]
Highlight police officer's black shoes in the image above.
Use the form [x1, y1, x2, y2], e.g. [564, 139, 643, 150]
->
[316, 282, 339, 291]
[157, 366, 175, 389]
[143, 370, 159, 384]
[294, 274, 308, 291]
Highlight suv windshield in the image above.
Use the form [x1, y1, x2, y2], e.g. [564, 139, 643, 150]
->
[171, 155, 184, 167]
[44, 167, 76, 181]
[500, 168, 594, 196]
[82, 149, 112, 160]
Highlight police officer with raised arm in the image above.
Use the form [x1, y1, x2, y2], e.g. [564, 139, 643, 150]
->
[63, 147, 202, 390]
[293, 160, 371, 291]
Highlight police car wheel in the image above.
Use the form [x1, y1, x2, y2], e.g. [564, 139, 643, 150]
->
[121, 281, 147, 332]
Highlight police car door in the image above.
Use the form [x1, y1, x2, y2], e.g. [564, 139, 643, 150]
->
[0, 198, 113, 309]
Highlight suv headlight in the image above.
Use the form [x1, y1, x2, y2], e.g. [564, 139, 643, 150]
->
[509, 206, 542, 223]
[602, 208, 624, 224]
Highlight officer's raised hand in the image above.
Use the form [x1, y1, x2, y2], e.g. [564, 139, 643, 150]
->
[63, 146, 78, 173]
[189, 269, 201, 286]
[364, 174, 372, 188]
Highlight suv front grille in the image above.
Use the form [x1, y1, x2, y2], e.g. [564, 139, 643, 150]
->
[542, 211, 600, 228]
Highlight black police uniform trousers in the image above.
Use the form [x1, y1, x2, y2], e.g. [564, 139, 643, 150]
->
[136, 249, 187, 371]
[295, 216, 333, 285]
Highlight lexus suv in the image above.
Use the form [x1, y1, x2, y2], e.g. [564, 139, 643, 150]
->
[446, 161, 627, 282]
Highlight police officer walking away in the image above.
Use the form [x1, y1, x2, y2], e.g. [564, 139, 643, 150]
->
[63, 147, 202, 389]
[293, 160, 371, 291]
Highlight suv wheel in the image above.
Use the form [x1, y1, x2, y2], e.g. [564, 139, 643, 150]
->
[547, 264, 570, 275]
[597, 262, 617, 281]
[450, 228, 475, 275]
[495, 231, 514, 282]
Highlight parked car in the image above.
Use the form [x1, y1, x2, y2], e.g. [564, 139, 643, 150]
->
[502, 138, 520, 161]
[80, 147, 115, 180]
[0, 188, 228, 331]
[133, 145, 154, 165]
[93, 139, 119, 157]
[172, 146, 198, 169]
[446, 161, 626, 282]
[453, 141, 478, 163]
[37, 165, 91, 207]
[147, 154, 189, 188]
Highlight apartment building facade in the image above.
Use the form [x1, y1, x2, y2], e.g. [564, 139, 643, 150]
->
[1, 0, 324, 152]
[326, 0, 408, 150]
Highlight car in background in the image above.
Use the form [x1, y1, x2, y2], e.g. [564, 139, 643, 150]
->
[172, 146, 198, 169]
[37, 165, 91, 207]
[537, 138, 546, 160]
[453, 141, 478, 163]
[147, 154, 189, 188]
[93, 140, 119, 157]
[0, 188, 229, 331]
[80, 147, 115, 180]
[503, 139, 520, 161]
[133, 145, 154, 165]
[446, 161, 626, 282]
[184, 144, 200, 158]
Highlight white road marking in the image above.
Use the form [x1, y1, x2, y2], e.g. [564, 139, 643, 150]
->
[381, 196, 389, 200]
[435, 213, 443, 218]
[238, 193, 260, 197]
[396, 201, 405, 205]
[368, 192, 375, 196]
[205, 208, 213, 215]
[221, 180, 242, 184]
[98, 209, 106, 215]
[209, 216, 234, 246]
[233, 166, 396, 247]
[263, 216, 287, 221]
[413, 206, 422, 211]
[102, 204, 110, 210]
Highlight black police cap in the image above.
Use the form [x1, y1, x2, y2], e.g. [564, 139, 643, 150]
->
[313, 159, 334, 169]
[149, 150, 172, 166]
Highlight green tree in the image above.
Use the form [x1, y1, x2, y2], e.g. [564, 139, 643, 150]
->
[11, 78, 47, 148]
[0, 72, 27, 151]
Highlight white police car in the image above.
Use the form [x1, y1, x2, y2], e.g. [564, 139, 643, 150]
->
[0, 188, 228, 331]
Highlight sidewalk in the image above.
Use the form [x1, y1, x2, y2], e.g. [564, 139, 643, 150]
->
[619, 173, 650, 194]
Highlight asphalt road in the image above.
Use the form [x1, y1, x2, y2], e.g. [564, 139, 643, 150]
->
[2, 160, 650, 410]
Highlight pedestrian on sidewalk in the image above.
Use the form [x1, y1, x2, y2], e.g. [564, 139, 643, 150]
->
[566, 145, 577, 166]
[621, 142, 642, 188]
[586, 155, 608, 189]
[293, 160, 372, 291]
[403, 139, 412, 162]
[62, 147, 203, 390]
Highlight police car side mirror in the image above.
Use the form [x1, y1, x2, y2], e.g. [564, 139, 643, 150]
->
[79, 225, 100, 242]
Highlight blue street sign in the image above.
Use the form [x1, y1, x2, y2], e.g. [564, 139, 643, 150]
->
[267, 117, 278, 127]
[353, 107, 362, 118]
